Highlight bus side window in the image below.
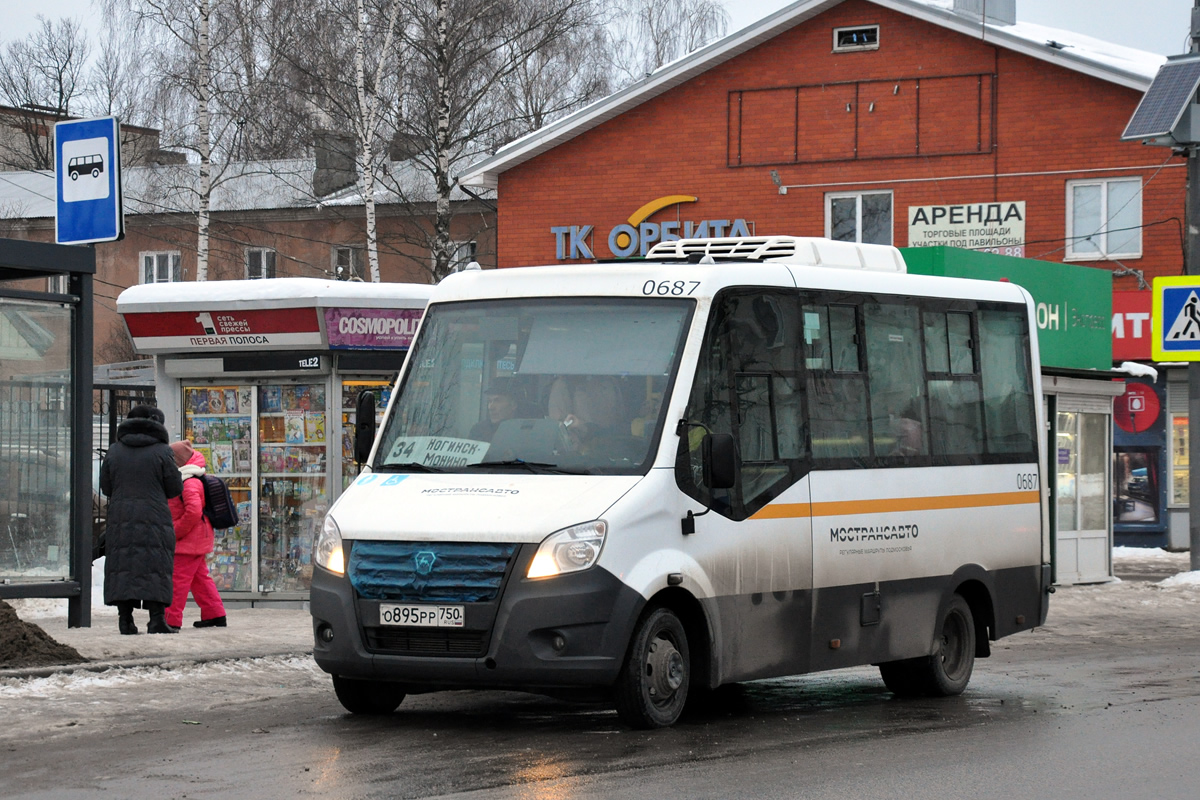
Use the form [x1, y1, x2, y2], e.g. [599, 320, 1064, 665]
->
[924, 310, 985, 458]
[804, 303, 869, 461]
[864, 302, 929, 458]
[676, 290, 804, 519]
[978, 309, 1037, 455]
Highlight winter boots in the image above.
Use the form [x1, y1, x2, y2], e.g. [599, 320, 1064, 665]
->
[117, 602, 139, 636]
[193, 616, 227, 628]
[145, 601, 177, 634]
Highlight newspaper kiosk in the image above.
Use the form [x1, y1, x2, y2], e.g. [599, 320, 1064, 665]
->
[117, 278, 431, 604]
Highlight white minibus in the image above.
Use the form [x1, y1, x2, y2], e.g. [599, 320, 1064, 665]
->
[311, 236, 1049, 728]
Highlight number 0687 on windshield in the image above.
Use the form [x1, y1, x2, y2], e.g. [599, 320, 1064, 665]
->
[379, 603, 464, 627]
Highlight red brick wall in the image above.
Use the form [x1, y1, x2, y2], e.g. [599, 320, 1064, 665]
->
[497, 0, 1183, 287]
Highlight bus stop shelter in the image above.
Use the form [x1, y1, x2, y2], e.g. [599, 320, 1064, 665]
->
[0, 237, 95, 627]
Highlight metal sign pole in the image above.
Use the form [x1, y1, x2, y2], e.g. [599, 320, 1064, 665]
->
[1190, 5, 1200, 572]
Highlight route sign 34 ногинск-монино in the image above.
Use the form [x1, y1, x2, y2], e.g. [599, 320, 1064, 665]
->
[54, 116, 124, 245]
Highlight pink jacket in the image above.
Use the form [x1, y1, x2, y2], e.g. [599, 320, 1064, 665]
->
[168, 450, 215, 556]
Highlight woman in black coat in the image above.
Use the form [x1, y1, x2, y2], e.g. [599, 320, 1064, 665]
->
[100, 404, 184, 634]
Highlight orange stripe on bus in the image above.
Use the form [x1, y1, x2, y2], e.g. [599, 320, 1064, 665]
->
[750, 491, 1041, 520]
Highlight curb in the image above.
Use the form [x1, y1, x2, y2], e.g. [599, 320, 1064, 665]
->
[0, 649, 313, 680]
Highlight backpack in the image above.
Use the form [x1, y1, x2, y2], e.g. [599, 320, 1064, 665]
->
[193, 473, 238, 529]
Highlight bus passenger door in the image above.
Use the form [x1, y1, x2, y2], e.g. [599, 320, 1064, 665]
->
[676, 289, 814, 683]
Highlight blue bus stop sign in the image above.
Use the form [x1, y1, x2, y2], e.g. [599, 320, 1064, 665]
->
[55, 116, 124, 245]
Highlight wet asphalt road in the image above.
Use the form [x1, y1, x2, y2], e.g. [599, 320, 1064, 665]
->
[4, 569, 1199, 800]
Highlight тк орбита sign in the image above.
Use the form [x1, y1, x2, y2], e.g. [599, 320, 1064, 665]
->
[551, 195, 755, 259]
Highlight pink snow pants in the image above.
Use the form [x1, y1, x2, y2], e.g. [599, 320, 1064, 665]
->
[166, 554, 226, 628]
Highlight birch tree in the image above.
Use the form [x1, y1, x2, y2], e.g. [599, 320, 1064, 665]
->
[380, 0, 603, 281]
[112, 0, 304, 279]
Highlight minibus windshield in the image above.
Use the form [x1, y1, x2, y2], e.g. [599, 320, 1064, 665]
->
[375, 298, 692, 475]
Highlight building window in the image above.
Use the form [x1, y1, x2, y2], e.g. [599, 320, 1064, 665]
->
[141, 251, 181, 284]
[449, 240, 478, 272]
[826, 191, 892, 245]
[246, 248, 277, 280]
[833, 25, 879, 52]
[46, 275, 68, 294]
[1065, 177, 1142, 260]
[333, 246, 365, 281]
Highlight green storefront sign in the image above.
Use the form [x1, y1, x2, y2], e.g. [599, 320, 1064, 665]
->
[902, 246, 1111, 371]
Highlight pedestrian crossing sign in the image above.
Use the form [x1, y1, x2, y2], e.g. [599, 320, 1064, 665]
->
[1152, 276, 1200, 360]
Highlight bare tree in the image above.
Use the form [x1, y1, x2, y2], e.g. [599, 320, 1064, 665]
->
[0, 16, 91, 170]
[606, 0, 728, 87]
[378, 0, 604, 281]
[111, 0, 307, 279]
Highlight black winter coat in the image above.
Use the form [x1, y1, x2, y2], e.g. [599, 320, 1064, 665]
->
[99, 417, 183, 605]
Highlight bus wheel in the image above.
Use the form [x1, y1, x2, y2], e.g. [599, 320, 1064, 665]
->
[925, 594, 975, 696]
[614, 606, 690, 728]
[332, 675, 406, 715]
[879, 594, 975, 697]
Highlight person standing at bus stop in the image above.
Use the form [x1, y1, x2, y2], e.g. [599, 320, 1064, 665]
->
[100, 405, 183, 635]
[165, 440, 227, 630]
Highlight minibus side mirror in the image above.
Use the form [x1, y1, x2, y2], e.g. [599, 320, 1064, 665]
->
[354, 390, 377, 465]
[702, 433, 738, 489]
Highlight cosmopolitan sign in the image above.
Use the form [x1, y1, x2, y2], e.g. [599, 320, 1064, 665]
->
[551, 195, 754, 259]
[325, 308, 423, 349]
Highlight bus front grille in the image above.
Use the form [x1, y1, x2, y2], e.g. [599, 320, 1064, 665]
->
[363, 626, 487, 657]
[348, 540, 518, 603]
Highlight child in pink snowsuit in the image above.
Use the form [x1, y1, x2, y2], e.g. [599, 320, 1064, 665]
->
[166, 440, 227, 629]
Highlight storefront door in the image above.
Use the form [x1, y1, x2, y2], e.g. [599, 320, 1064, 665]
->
[1056, 404, 1112, 584]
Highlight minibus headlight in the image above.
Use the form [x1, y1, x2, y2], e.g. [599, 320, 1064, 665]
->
[527, 520, 607, 579]
[314, 514, 345, 575]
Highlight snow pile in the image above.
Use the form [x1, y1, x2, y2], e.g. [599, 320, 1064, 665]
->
[1159, 571, 1200, 587]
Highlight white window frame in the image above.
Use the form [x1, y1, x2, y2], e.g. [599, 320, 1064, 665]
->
[833, 24, 880, 53]
[140, 251, 182, 284]
[246, 247, 277, 280]
[824, 190, 893, 245]
[446, 240, 478, 273]
[1065, 177, 1142, 261]
[332, 246, 365, 281]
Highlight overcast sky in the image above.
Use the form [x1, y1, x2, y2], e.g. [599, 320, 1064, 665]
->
[2, 0, 1195, 57]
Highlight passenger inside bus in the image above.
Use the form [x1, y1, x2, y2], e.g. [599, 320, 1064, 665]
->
[548, 375, 624, 451]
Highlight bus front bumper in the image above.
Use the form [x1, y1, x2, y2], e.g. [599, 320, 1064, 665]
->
[310, 557, 644, 692]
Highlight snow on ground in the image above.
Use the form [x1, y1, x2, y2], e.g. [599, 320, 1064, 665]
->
[1112, 546, 1183, 560]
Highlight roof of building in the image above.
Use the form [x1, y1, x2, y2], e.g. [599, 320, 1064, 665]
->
[117, 276, 434, 312]
[460, 0, 1169, 189]
[0, 158, 493, 220]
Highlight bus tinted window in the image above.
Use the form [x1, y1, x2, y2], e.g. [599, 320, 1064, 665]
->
[865, 302, 929, 458]
[978, 309, 1037, 455]
[804, 302, 870, 461]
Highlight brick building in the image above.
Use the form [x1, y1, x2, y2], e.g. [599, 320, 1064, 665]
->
[0, 104, 178, 172]
[0, 158, 496, 361]
[463, 0, 1180, 288]
[461, 0, 1187, 564]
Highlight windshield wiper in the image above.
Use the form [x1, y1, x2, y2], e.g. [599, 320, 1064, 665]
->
[375, 462, 444, 473]
[468, 459, 587, 475]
